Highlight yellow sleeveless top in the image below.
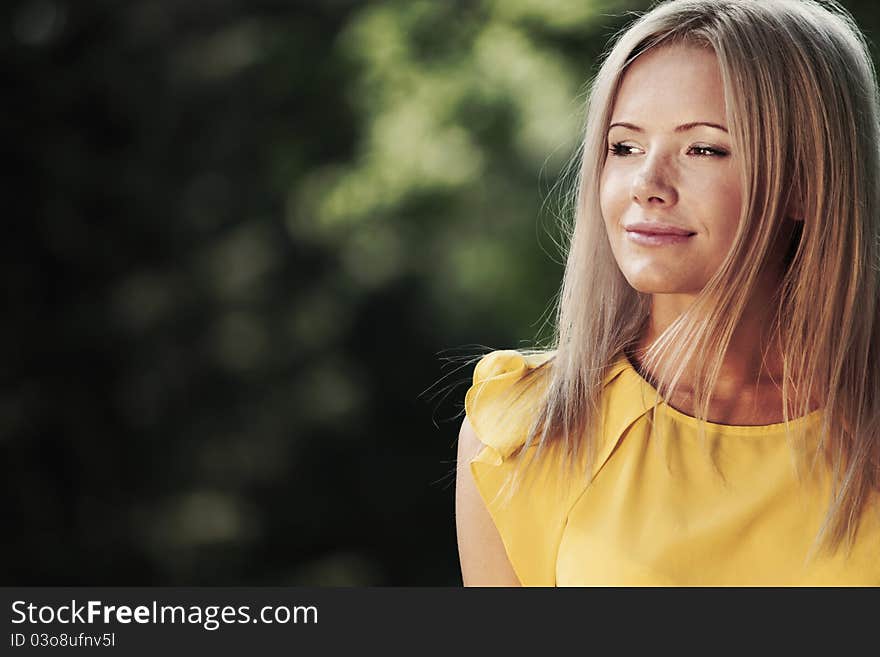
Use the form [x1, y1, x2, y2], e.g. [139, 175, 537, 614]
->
[465, 349, 880, 586]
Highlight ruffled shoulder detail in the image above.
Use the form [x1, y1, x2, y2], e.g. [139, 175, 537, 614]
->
[463, 349, 658, 586]
[464, 349, 554, 464]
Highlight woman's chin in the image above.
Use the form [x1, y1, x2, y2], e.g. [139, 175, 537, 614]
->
[623, 274, 702, 295]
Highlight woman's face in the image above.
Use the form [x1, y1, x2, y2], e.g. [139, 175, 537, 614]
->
[600, 44, 741, 294]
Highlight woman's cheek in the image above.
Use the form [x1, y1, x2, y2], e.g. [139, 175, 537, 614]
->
[599, 171, 626, 226]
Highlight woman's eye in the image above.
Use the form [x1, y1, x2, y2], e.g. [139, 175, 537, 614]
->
[689, 145, 728, 157]
[608, 142, 637, 156]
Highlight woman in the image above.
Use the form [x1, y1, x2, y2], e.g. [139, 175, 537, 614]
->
[456, 0, 880, 586]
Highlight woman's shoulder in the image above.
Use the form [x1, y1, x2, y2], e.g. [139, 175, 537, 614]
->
[464, 348, 647, 461]
[462, 349, 567, 587]
[464, 349, 556, 461]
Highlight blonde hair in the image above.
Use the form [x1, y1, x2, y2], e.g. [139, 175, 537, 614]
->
[496, 0, 880, 557]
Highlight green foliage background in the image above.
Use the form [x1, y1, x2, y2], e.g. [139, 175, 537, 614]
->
[4, 0, 878, 584]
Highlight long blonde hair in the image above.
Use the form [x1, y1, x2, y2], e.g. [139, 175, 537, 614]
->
[497, 0, 880, 557]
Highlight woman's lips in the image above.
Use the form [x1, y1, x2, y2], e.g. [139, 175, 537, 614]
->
[625, 229, 695, 246]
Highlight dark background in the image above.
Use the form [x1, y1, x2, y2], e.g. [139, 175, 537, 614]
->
[5, 0, 878, 585]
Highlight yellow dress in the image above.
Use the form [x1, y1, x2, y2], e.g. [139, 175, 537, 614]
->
[466, 349, 880, 586]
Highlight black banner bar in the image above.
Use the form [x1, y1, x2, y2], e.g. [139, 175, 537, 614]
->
[0, 587, 869, 654]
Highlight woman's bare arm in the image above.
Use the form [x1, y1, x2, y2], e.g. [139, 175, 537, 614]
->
[455, 416, 522, 586]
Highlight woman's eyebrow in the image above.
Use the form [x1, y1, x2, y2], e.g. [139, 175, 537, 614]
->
[607, 121, 729, 133]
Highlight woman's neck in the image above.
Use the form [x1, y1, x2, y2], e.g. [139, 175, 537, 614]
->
[633, 302, 784, 400]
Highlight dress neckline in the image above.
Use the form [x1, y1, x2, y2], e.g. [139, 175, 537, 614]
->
[618, 351, 824, 434]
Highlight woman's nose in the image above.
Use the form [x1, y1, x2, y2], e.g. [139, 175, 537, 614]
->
[631, 157, 678, 207]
